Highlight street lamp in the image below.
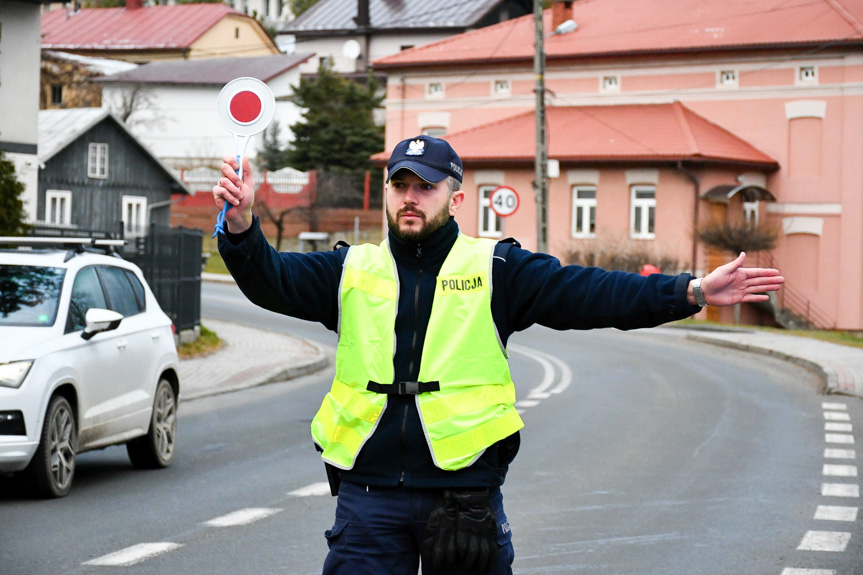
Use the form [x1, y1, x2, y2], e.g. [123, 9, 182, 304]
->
[534, 1, 577, 253]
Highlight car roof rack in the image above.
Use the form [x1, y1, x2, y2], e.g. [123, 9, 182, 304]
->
[0, 237, 127, 261]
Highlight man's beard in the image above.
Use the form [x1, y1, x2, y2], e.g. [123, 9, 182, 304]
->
[386, 203, 451, 242]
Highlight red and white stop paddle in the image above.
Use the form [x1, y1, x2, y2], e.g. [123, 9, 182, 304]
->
[213, 77, 275, 236]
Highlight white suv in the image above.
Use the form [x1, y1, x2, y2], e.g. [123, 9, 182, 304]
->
[0, 237, 180, 498]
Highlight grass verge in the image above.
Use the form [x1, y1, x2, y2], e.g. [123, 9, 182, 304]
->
[178, 324, 223, 359]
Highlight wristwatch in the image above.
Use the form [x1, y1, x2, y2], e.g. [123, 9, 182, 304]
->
[691, 278, 708, 307]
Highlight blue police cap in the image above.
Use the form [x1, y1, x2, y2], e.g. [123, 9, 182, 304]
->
[386, 135, 463, 184]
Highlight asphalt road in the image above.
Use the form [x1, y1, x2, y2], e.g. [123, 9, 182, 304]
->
[0, 282, 859, 575]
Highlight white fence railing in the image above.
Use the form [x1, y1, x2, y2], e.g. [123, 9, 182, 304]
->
[174, 166, 309, 195]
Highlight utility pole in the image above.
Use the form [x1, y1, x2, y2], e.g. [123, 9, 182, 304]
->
[534, 0, 548, 254]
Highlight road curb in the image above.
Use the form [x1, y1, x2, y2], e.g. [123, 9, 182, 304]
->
[181, 352, 329, 401]
[685, 334, 858, 398]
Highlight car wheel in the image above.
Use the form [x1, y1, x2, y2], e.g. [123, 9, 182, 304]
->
[21, 395, 77, 498]
[127, 378, 177, 469]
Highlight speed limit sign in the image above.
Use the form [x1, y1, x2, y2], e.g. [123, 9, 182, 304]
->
[490, 186, 519, 217]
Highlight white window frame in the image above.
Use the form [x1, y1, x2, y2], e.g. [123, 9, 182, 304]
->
[718, 69, 738, 88]
[122, 196, 148, 238]
[797, 65, 818, 85]
[630, 185, 656, 239]
[45, 189, 72, 226]
[88, 143, 109, 179]
[422, 126, 447, 137]
[601, 75, 620, 93]
[426, 82, 445, 99]
[744, 200, 760, 226]
[478, 185, 502, 238]
[571, 185, 597, 238]
[492, 79, 511, 97]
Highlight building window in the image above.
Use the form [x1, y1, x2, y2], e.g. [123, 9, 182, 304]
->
[601, 75, 620, 92]
[87, 143, 109, 179]
[122, 196, 148, 238]
[492, 79, 510, 96]
[718, 69, 738, 87]
[630, 185, 655, 239]
[235, 27, 240, 39]
[51, 84, 63, 106]
[797, 66, 818, 85]
[744, 201, 759, 226]
[422, 126, 447, 137]
[426, 82, 444, 99]
[478, 185, 502, 238]
[571, 186, 596, 238]
[45, 190, 72, 225]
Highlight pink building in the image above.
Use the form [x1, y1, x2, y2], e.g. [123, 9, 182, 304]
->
[371, 0, 863, 330]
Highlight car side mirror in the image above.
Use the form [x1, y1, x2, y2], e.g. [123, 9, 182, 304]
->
[81, 308, 123, 341]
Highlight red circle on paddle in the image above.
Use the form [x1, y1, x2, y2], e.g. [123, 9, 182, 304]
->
[229, 91, 262, 123]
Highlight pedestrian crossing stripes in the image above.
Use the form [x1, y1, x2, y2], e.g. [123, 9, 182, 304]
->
[797, 530, 851, 552]
[785, 403, 858, 573]
[814, 505, 858, 522]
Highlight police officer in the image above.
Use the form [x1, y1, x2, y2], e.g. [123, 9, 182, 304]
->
[212, 136, 784, 574]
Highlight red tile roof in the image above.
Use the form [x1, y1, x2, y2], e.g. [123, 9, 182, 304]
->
[41, 4, 248, 52]
[372, 103, 778, 167]
[374, 0, 863, 68]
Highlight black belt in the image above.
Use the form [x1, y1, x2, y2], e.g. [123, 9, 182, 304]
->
[367, 380, 440, 395]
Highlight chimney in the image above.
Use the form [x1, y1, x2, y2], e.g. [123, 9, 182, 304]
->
[355, 0, 370, 29]
[551, 1, 573, 32]
[126, 0, 143, 9]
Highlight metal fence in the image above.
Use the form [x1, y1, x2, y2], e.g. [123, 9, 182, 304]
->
[129, 225, 202, 333]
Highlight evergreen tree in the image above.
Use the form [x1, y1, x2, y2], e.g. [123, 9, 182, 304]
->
[257, 120, 291, 172]
[0, 151, 30, 236]
[288, 0, 320, 18]
[286, 63, 384, 175]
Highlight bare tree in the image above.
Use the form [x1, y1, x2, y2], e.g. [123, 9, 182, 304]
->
[104, 83, 165, 130]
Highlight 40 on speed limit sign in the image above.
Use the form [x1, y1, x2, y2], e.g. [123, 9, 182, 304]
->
[490, 186, 519, 217]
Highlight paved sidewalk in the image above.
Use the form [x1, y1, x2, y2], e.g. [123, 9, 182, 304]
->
[178, 318, 329, 401]
[679, 327, 863, 399]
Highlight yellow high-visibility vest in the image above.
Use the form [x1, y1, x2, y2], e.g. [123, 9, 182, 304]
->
[310, 234, 524, 471]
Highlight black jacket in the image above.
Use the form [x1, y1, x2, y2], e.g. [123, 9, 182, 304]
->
[219, 216, 700, 488]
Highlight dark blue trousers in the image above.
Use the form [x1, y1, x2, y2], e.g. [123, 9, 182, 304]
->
[322, 482, 514, 575]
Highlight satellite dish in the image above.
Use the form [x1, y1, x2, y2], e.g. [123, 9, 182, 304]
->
[342, 39, 362, 60]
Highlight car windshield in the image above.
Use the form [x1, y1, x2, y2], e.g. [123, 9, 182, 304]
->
[0, 264, 66, 327]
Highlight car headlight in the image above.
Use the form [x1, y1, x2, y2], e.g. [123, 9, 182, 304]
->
[0, 361, 33, 389]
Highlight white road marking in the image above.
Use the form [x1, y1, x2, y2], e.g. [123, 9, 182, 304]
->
[797, 530, 851, 552]
[288, 482, 332, 497]
[822, 483, 860, 498]
[515, 400, 540, 408]
[509, 345, 554, 398]
[825, 433, 854, 444]
[814, 505, 858, 522]
[83, 543, 183, 566]
[781, 569, 836, 575]
[824, 448, 856, 459]
[822, 402, 847, 410]
[825, 422, 853, 432]
[204, 508, 282, 527]
[509, 344, 573, 399]
[824, 412, 851, 421]
[823, 464, 858, 477]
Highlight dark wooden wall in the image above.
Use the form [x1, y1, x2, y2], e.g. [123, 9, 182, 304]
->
[38, 117, 185, 232]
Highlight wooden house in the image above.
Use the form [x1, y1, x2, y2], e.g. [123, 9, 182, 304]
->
[37, 108, 189, 239]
